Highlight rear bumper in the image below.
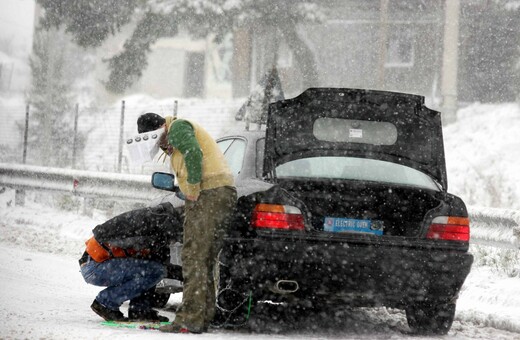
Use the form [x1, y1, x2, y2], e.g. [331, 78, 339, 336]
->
[220, 236, 473, 308]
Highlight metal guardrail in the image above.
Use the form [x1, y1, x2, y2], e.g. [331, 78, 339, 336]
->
[0, 162, 165, 202]
[468, 206, 520, 250]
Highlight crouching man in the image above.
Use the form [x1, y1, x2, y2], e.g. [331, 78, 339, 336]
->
[79, 202, 181, 322]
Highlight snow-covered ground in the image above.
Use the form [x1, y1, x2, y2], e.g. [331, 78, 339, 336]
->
[444, 103, 520, 210]
[0, 196, 519, 340]
[0, 101, 520, 339]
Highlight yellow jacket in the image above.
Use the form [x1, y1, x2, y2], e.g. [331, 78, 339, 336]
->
[164, 116, 234, 197]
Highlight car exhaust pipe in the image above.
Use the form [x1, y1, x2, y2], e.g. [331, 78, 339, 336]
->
[272, 280, 299, 294]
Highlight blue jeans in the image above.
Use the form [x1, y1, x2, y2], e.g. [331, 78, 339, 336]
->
[80, 257, 166, 311]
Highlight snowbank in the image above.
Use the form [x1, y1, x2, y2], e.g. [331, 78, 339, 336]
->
[444, 103, 520, 210]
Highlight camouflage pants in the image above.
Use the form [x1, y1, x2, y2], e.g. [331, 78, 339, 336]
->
[173, 186, 237, 331]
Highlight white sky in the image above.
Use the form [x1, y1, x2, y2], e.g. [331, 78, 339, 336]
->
[0, 0, 35, 56]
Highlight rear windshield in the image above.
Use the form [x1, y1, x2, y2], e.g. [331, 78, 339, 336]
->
[275, 156, 440, 191]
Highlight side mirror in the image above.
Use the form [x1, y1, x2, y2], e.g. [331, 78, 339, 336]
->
[151, 172, 177, 192]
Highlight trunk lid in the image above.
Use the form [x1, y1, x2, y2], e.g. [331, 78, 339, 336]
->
[263, 88, 447, 190]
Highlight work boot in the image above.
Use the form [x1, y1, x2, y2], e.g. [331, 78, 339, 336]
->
[159, 322, 203, 334]
[128, 308, 169, 322]
[91, 299, 128, 321]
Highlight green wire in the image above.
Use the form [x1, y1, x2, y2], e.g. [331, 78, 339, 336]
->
[245, 291, 253, 321]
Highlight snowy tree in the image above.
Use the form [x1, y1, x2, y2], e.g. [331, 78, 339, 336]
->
[36, 0, 324, 93]
[235, 67, 285, 126]
[27, 27, 86, 167]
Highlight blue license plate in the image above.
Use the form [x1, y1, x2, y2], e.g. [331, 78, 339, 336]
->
[324, 217, 384, 235]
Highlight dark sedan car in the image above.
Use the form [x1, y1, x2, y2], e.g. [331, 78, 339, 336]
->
[152, 88, 473, 335]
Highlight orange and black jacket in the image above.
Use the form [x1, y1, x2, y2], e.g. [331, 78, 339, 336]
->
[79, 202, 181, 265]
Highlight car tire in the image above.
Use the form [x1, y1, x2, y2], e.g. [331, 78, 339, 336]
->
[150, 292, 171, 309]
[405, 302, 456, 335]
[213, 263, 252, 329]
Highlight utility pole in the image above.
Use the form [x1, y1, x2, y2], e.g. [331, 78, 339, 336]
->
[378, 0, 389, 89]
[441, 0, 461, 125]
[231, 28, 252, 98]
[72, 103, 79, 169]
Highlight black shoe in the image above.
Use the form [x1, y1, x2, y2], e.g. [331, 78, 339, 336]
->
[128, 309, 169, 322]
[91, 299, 128, 321]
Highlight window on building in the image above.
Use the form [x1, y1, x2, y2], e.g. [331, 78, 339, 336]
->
[385, 26, 414, 68]
[184, 52, 205, 98]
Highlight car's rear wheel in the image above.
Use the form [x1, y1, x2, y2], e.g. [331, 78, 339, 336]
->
[405, 302, 456, 335]
[213, 263, 253, 329]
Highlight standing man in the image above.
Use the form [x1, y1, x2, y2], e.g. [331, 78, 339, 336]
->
[137, 112, 237, 334]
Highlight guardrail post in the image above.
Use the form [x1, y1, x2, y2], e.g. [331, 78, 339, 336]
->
[22, 104, 29, 164]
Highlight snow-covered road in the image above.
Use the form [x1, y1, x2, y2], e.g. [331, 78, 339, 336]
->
[0, 245, 519, 340]
[0, 193, 519, 339]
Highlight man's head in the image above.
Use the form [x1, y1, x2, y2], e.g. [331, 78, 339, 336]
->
[137, 112, 166, 133]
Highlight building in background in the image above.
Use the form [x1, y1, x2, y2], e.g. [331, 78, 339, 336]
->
[233, 0, 518, 104]
[92, 27, 233, 103]
[6, 0, 518, 106]
[89, 0, 445, 104]
[233, 0, 444, 101]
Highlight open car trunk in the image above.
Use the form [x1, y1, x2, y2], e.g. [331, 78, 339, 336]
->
[278, 179, 441, 238]
[264, 88, 448, 190]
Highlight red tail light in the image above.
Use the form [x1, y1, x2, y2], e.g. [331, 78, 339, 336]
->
[426, 216, 470, 242]
[251, 203, 305, 230]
